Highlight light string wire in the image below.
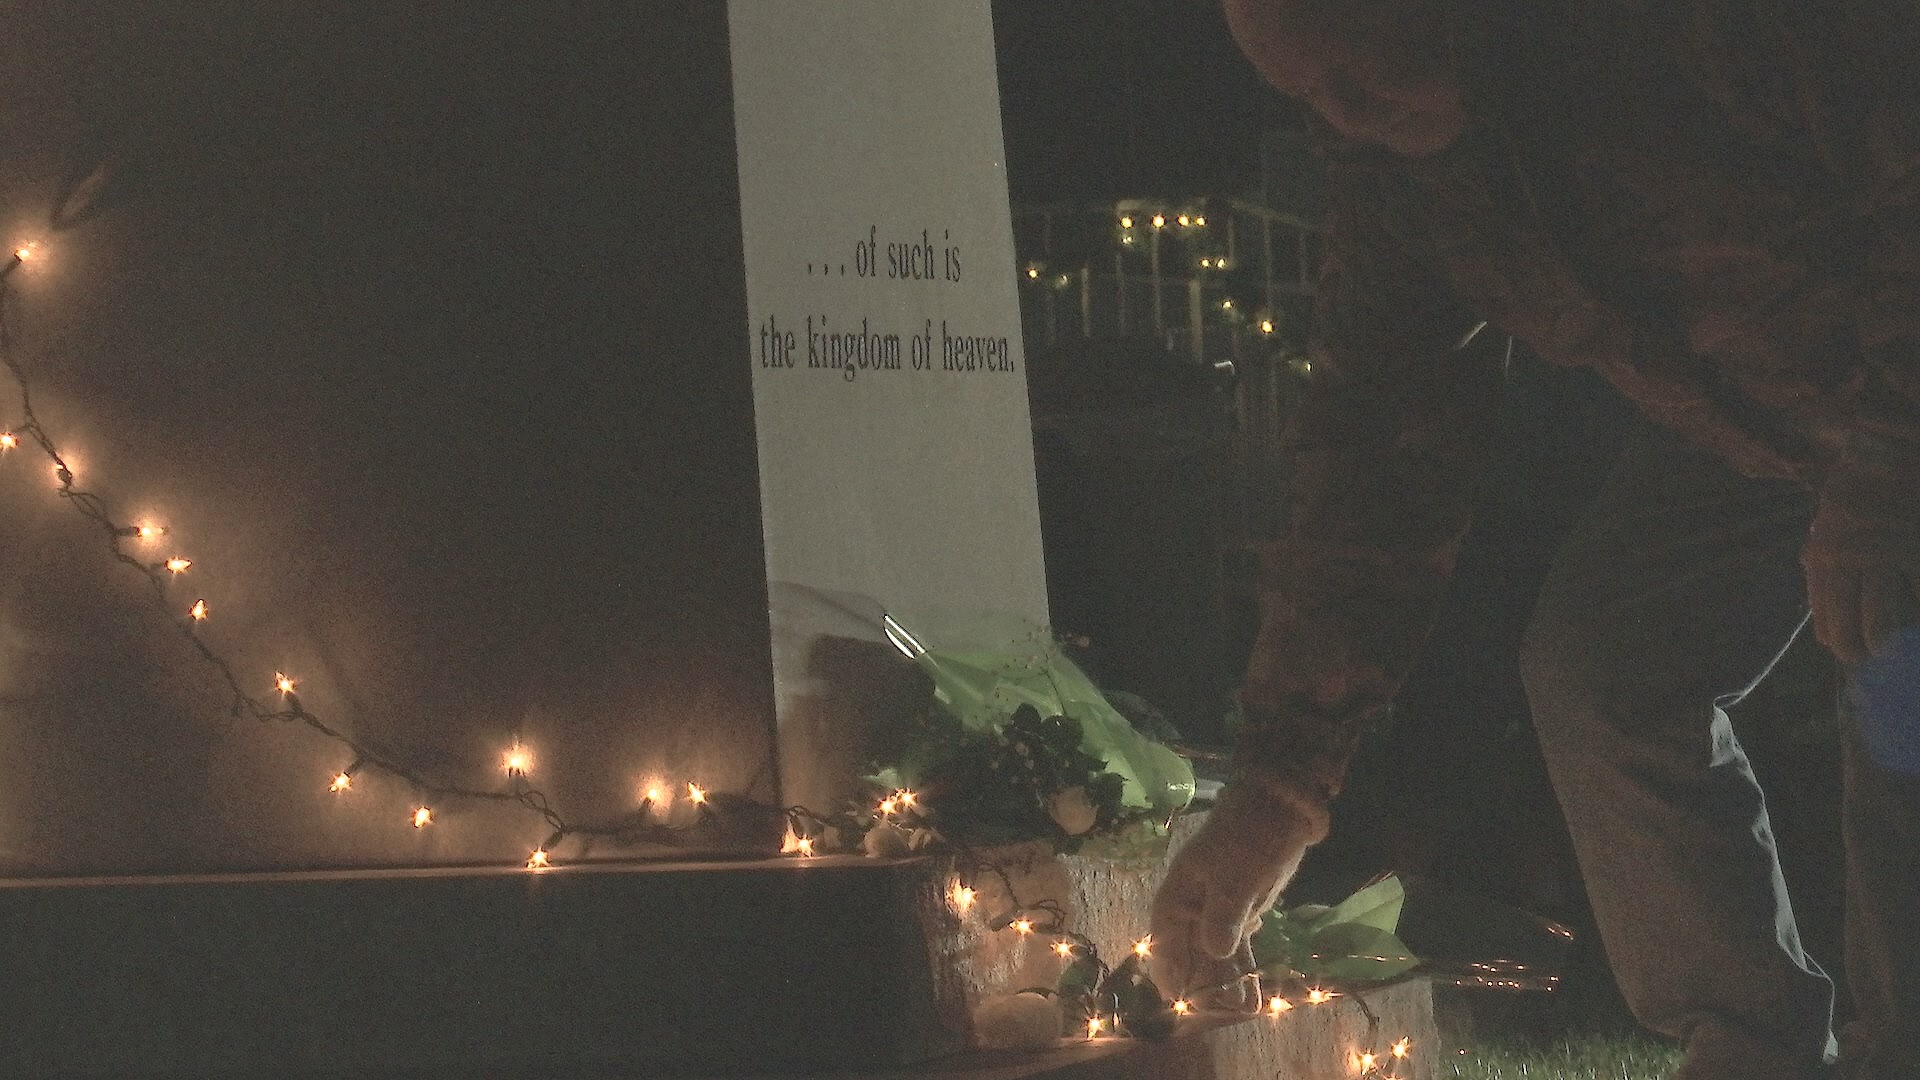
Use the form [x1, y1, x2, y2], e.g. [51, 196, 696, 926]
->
[0, 249, 786, 866]
[0, 248, 1091, 894]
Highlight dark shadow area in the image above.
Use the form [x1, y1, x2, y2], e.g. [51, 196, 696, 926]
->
[1029, 336, 1241, 744]
[1295, 354, 1849, 1039]
[993, 1, 1858, 1043]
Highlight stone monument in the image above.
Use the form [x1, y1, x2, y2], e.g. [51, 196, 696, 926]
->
[0, 0, 1040, 874]
[0, 2, 1046, 1073]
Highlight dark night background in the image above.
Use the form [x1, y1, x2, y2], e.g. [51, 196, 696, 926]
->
[991, 0, 1849, 1037]
[0, 0, 1852, 1060]
[994, 1, 1285, 203]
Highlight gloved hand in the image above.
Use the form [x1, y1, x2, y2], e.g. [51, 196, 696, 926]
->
[1149, 779, 1329, 1010]
[1804, 439, 1920, 665]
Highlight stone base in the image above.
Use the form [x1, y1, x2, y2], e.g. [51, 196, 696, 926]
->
[0, 812, 1439, 1078]
[0, 858, 968, 1078]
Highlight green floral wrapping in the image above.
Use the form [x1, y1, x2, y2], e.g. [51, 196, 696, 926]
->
[883, 614, 1195, 819]
[1251, 874, 1421, 984]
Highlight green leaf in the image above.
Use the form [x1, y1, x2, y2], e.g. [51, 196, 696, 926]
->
[1250, 908, 1311, 972]
[1251, 875, 1419, 984]
[1057, 955, 1102, 999]
[1092, 954, 1172, 1041]
[1114, 971, 1175, 1040]
[1304, 874, 1405, 936]
[1099, 953, 1142, 994]
[1296, 922, 1421, 982]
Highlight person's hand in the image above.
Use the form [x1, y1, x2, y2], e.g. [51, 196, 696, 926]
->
[1804, 446, 1920, 665]
[1149, 780, 1328, 1010]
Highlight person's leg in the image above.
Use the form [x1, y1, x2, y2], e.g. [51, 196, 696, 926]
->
[1837, 631, 1920, 1077]
[1519, 420, 1836, 1079]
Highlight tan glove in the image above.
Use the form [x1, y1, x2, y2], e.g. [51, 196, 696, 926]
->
[1804, 435, 1920, 665]
[1149, 780, 1329, 1010]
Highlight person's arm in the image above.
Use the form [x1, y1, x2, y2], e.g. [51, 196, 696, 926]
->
[1235, 148, 1503, 808]
[1152, 143, 1502, 1002]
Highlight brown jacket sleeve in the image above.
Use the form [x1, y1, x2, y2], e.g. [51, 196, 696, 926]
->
[1235, 143, 1504, 807]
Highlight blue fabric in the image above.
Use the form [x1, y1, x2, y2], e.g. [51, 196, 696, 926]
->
[1850, 626, 1920, 778]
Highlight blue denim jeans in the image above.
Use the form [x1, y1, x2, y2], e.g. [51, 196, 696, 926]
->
[1520, 420, 1918, 1079]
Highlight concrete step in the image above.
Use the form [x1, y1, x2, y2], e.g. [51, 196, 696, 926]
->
[0, 814, 1438, 1078]
[0, 857, 962, 1077]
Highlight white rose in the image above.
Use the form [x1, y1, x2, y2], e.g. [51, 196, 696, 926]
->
[1047, 786, 1098, 835]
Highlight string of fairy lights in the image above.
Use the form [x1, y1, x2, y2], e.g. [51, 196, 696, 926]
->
[0, 242, 826, 872]
[2, 241, 1415, 1069]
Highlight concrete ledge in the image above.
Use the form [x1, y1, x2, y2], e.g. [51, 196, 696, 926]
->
[0, 858, 966, 1077]
[0, 813, 1440, 1078]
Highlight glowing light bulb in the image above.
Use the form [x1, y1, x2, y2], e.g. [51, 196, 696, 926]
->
[896, 789, 917, 809]
[329, 772, 352, 793]
[1199, 257, 1213, 268]
[1215, 258, 1228, 269]
[780, 827, 805, 854]
[1025, 266, 1039, 279]
[1260, 318, 1275, 334]
[1267, 996, 1293, 1016]
[1307, 988, 1334, 1005]
[1391, 1038, 1411, 1059]
[188, 599, 209, 621]
[275, 672, 297, 695]
[1220, 298, 1234, 311]
[1171, 999, 1191, 1016]
[502, 743, 532, 776]
[1086, 1015, 1105, 1039]
[642, 780, 667, 804]
[412, 806, 433, 828]
[0, 432, 15, 450]
[1010, 917, 1035, 935]
[136, 523, 165, 541]
[1132, 935, 1152, 958]
[165, 557, 192, 575]
[1195, 215, 1207, 226]
[686, 782, 708, 805]
[1177, 213, 1191, 227]
[1052, 940, 1075, 958]
[795, 835, 815, 857]
[1357, 1051, 1377, 1072]
[876, 796, 897, 815]
[1119, 215, 1134, 228]
[1151, 214, 1165, 228]
[12, 243, 32, 261]
[949, 882, 976, 913]
[526, 849, 550, 870]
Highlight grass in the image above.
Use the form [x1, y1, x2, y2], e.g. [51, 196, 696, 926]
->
[1444, 1032, 1684, 1079]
